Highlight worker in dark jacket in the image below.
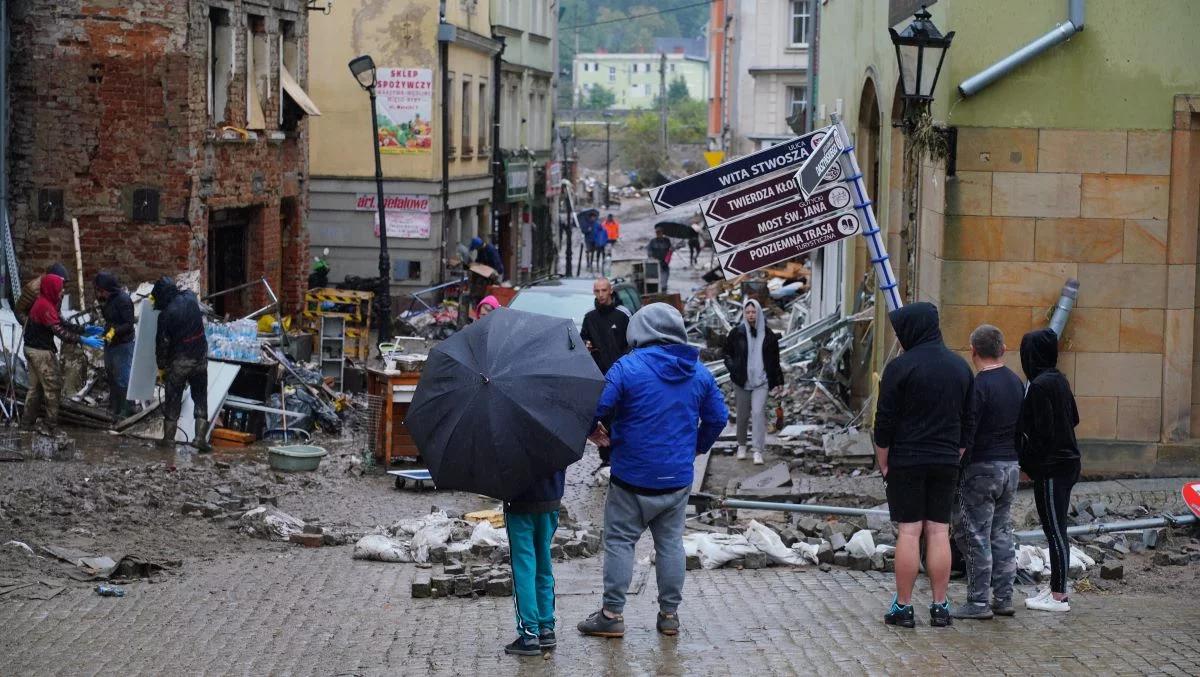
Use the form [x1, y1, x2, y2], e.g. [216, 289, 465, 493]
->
[93, 272, 136, 420]
[723, 299, 784, 464]
[502, 467, 566, 656]
[470, 237, 505, 279]
[152, 277, 210, 451]
[15, 262, 69, 324]
[22, 274, 100, 434]
[1015, 328, 1081, 613]
[580, 277, 631, 468]
[873, 301, 973, 630]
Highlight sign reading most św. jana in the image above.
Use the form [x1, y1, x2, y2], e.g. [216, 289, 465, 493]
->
[717, 211, 862, 277]
[376, 68, 434, 155]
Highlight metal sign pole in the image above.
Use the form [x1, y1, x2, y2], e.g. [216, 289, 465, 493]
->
[830, 114, 902, 312]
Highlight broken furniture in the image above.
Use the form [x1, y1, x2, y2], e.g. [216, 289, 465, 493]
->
[367, 367, 421, 466]
[631, 260, 662, 295]
[319, 316, 346, 390]
[302, 288, 373, 361]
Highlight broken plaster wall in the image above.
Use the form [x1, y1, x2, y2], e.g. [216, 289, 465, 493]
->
[7, 0, 311, 313]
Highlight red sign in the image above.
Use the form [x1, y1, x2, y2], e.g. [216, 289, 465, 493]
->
[708, 183, 854, 253]
[717, 211, 861, 278]
[1184, 481, 1200, 518]
[546, 161, 561, 197]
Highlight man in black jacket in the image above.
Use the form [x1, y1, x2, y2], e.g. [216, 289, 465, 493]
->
[94, 272, 136, 420]
[580, 277, 630, 467]
[152, 277, 210, 451]
[873, 302, 972, 629]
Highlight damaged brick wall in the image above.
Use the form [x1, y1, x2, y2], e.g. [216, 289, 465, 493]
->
[7, 0, 310, 313]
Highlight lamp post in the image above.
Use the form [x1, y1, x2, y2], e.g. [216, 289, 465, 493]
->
[559, 124, 573, 277]
[348, 54, 391, 346]
[603, 111, 614, 209]
[889, 5, 955, 128]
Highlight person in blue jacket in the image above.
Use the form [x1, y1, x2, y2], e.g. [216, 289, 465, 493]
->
[502, 465, 565, 656]
[577, 303, 728, 639]
[469, 237, 505, 279]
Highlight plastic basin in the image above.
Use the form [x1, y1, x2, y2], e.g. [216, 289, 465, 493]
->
[268, 444, 327, 472]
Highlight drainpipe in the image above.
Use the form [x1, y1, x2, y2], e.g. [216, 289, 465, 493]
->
[1048, 278, 1079, 337]
[958, 0, 1084, 97]
[438, 5, 453, 285]
[491, 37, 505, 246]
[1015, 513, 1197, 544]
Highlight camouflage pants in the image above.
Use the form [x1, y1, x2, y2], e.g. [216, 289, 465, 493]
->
[23, 348, 62, 427]
[163, 356, 208, 423]
[952, 461, 1020, 606]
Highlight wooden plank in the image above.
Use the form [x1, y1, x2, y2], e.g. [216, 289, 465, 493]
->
[691, 451, 710, 495]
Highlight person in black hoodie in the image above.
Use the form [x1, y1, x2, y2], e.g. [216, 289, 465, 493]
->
[153, 277, 210, 451]
[580, 277, 631, 468]
[94, 272, 136, 420]
[873, 302, 973, 629]
[502, 466, 566, 656]
[723, 299, 784, 464]
[1015, 328, 1080, 613]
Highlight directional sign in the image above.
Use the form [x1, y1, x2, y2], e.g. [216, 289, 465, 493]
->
[708, 183, 855, 253]
[700, 162, 845, 227]
[717, 211, 861, 279]
[794, 130, 843, 200]
[648, 126, 831, 213]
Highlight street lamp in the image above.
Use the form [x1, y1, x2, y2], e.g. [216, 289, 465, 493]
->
[559, 124, 573, 277]
[348, 54, 392, 346]
[889, 5, 954, 124]
[603, 111, 614, 209]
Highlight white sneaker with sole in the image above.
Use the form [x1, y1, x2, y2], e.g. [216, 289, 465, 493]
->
[1025, 595, 1070, 612]
[736, 446, 747, 460]
[752, 451, 764, 465]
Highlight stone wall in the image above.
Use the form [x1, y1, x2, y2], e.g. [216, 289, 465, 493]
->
[942, 126, 1173, 443]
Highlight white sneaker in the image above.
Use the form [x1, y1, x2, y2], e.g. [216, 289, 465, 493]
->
[752, 451, 764, 465]
[736, 446, 747, 460]
[1025, 595, 1070, 612]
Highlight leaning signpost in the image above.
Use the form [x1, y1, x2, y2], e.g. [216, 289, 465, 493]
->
[647, 114, 903, 312]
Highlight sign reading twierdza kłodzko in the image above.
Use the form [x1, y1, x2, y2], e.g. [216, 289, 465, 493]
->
[708, 183, 854, 253]
[717, 211, 862, 277]
[699, 160, 844, 226]
[648, 127, 830, 213]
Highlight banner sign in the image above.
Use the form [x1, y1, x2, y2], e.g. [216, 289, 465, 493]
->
[708, 184, 854, 253]
[356, 193, 431, 239]
[376, 68, 434, 155]
[648, 126, 832, 213]
[717, 211, 861, 277]
[506, 161, 531, 201]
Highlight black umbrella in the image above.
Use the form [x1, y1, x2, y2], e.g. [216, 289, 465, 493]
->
[405, 308, 606, 501]
[655, 220, 698, 239]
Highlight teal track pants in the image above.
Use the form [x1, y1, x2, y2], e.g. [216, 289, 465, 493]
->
[505, 510, 559, 640]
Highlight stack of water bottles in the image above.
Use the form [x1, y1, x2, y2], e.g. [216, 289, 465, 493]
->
[205, 319, 261, 363]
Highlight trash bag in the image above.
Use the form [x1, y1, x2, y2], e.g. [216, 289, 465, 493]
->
[265, 392, 314, 432]
[294, 389, 340, 432]
[745, 520, 817, 566]
[846, 530, 876, 558]
[1016, 544, 1047, 577]
[352, 535, 413, 563]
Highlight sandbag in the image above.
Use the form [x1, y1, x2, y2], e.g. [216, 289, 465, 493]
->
[239, 506, 305, 541]
[683, 532, 757, 570]
[745, 520, 817, 566]
[846, 530, 876, 558]
[352, 535, 413, 563]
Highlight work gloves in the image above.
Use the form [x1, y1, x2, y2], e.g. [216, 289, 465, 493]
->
[83, 325, 104, 337]
[80, 335, 104, 350]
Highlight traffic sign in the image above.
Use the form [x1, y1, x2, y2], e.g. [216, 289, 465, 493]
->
[648, 126, 831, 213]
[794, 130, 843, 200]
[700, 162, 844, 226]
[708, 183, 854, 253]
[1184, 481, 1200, 518]
[703, 150, 725, 168]
[717, 211, 861, 278]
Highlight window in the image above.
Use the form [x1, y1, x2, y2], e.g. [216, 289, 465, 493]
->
[246, 15, 268, 130]
[527, 92, 536, 146]
[791, 0, 812, 47]
[478, 81, 488, 154]
[670, 63, 676, 72]
[132, 188, 160, 223]
[608, 67, 615, 82]
[592, 62, 598, 71]
[645, 63, 651, 72]
[279, 19, 298, 126]
[448, 73, 456, 156]
[787, 85, 808, 129]
[632, 64, 637, 73]
[207, 8, 233, 123]
[461, 78, 472, 155]
[37, 188, 64, 223]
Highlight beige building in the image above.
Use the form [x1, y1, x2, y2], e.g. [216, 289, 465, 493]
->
[818, 0, 1200, 474]
[307, 0, 500, 292]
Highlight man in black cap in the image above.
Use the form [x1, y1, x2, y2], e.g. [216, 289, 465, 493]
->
[93, 272, 136, 420]
[152, 277, 210, 451]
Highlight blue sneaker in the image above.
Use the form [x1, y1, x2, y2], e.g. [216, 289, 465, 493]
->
[884, 595, 915, 628]
[930, 600, 953, 627]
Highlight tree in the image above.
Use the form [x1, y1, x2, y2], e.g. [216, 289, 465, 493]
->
[582, 85, 616, 111]
[617, 113, 665, 186]
[666, 76, 691, 105]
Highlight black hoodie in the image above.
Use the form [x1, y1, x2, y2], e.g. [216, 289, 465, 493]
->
[580, 299, 631, 374]
[873, 302, 973, 468]
[1015, 328, 1080, 478]
[152, 277, 207, 369]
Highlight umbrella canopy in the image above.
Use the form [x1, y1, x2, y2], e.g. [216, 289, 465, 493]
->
[655, 221, 696, 239]
[405, 308, 605, 501]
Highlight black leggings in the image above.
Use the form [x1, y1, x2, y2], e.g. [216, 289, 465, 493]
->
[1033, 465, 1079, 594]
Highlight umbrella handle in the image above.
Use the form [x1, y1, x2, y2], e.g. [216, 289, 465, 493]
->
[567, 327, 576, 351]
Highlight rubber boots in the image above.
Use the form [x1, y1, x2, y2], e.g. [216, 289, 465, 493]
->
[194, 418, 212, 453]
[159, 418, 177, 448]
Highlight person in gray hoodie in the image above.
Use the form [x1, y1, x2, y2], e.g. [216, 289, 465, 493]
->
[723, 299, 784, 464]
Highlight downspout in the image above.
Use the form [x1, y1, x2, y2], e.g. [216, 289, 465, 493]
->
[958, 0, 1084, 97]
[805, 0, 817, 132]
[438, 4, 452, 285]
[1048, 278, 1079, 337]
[491, 36, 504, 246]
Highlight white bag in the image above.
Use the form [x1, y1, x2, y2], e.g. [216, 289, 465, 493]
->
[683, 532, 757, 569]
[745, 520, 817, 566]
[352, 535, 413, 563]
[846, 530, 876, 558]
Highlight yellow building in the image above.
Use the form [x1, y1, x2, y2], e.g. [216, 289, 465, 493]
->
[307, 0, 501, 292]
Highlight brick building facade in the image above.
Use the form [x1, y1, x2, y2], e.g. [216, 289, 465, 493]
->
[7, 0, 315, 315]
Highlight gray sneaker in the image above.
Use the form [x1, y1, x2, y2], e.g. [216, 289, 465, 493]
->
[991, 599, 1016, 617]
[577, 609, 624, 638]
[950, 602, 994, 620]
[656, 611, 680, 636]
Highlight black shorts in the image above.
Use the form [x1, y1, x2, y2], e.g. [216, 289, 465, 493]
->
[885, 464, 959, 524]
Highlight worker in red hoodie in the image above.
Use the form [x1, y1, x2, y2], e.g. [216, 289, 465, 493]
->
[23, 274, 103, 434]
